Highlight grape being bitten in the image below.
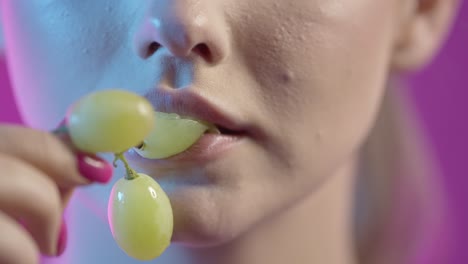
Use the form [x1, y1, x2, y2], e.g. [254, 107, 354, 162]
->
[135, 111, 215, 159]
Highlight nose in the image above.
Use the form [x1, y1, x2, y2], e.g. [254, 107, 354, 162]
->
[133, 0, 230, 65]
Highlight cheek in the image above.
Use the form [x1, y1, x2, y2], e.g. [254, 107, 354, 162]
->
[293, 5, 396, 188]
[293, 2, 397, 173]
[1, 1, 139, 129]
[237, 1, 397, 186]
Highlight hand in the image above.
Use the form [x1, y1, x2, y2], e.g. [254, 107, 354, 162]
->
[0, 124, 113, 264]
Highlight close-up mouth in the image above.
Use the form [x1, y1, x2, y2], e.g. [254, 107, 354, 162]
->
[125, 88, 249, 165]
[127, 128, 246, 166]
[214, 125, 244, 135]
[144, 86, 247, 135]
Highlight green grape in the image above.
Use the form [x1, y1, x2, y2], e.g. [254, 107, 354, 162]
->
[108, 169, 173, 261]
[135, 112, 213, 159]
[67, 89, 155, 153]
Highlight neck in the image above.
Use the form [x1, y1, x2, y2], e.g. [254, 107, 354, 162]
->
[169, 159, 359, 264]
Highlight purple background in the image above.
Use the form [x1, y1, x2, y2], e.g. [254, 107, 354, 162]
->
[0, 3, 467, 263]
[407, 2, 468, 263]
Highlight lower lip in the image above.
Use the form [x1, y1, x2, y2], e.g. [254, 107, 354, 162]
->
[127, 133, 245, 165]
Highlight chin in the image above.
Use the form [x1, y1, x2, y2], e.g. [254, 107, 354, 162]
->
[167, 183, 246, 248]
[132, 142, 278, 248]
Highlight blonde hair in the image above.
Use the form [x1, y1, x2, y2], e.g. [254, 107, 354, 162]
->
[355, 78, 450, 264]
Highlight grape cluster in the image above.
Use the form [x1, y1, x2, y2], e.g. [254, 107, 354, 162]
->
[65, 89, 212, 260]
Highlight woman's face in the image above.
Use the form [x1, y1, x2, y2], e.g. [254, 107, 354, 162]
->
[1, 1, 401, 245]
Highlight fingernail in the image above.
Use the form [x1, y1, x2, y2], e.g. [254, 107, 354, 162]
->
[56, 219, 67, 256]
[77, 153, 113, 183]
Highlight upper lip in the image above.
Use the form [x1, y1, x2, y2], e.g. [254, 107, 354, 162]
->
[144, 87, 245, 133]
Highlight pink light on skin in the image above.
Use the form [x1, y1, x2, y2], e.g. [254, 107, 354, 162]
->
[0, 8, 71, 261]
[40, 208, 72, 264]
[40, 188, 112, 264]
[0, 1, 78, 130]
[0, 55, 21, 124]
[0, 2, 38, 127]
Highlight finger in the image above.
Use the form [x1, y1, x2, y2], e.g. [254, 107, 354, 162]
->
[0, 124, 112, 188]
[0, 153, 62, 256]
[51, 124, 77, 152]
[59, 188, 75, 211]
[0, 210, 40, 264]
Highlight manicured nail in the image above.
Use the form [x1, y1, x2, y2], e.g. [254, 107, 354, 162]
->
[77, 153, 113, 183]
[56, 219, 67, 256]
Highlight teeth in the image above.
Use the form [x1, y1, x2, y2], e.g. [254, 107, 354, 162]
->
[205, 125, 221, 134]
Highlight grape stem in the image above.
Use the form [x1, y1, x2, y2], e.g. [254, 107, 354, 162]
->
[113, 152, 139, 180]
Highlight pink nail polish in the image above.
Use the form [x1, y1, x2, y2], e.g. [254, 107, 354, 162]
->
[56, 220, 67, 256]
[77, 153, 113, 183]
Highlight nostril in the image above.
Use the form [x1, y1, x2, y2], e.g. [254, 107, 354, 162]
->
[146, 42, 161, 58]
[193, 43, 212, 62]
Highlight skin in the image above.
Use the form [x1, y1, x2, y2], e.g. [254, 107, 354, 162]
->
[0, 0, 458, 263]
